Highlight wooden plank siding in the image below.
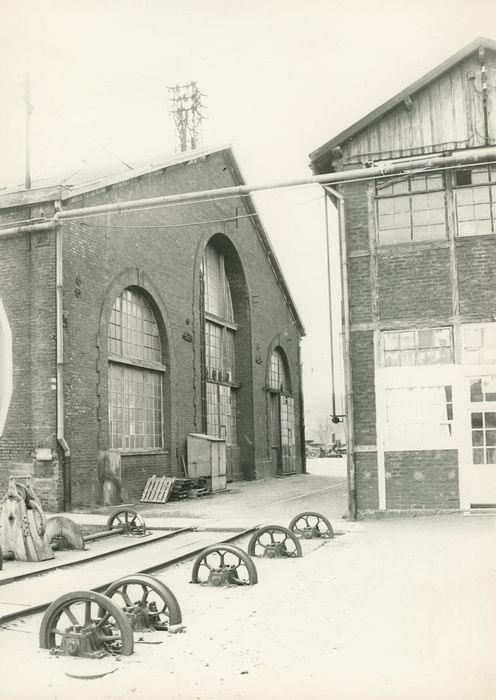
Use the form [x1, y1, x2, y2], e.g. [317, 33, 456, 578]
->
[340, 53, 495, 164]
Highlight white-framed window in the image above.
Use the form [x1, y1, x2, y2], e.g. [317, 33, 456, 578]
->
[376, 173, 446, 245]
[383, 327, 453, 367]
[469, 374, 496, 465]
[461, 323, 496, 364]
[454, 165, 496, 237]
[203, 244, 237, 446]
[384, 385, 454, 450]
[108, 288, 164, 450]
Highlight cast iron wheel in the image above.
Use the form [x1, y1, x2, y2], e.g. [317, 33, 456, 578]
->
[39, 590, 134, 657]
[191, 543, 258, 585]
[104, 574, 182, 631]
[106, 508, 147, 536]
[288, 511, 334, 539]
[248, 525, 302, 558]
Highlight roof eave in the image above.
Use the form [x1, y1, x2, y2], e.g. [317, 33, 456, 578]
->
[309, 36, 496, 170]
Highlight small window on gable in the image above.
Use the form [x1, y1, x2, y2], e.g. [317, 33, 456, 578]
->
[383, 327, 453, 367]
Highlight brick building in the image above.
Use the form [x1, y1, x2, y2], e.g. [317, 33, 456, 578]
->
[310, 37, 496, 515]
[0, 146, 305, 511]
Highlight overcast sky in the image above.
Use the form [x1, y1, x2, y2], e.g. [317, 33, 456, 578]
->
[1, 0, 495, 436]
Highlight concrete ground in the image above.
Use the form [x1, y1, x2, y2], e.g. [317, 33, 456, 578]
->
[1, 458, 495, 700]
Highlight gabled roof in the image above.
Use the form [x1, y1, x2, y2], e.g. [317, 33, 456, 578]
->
[0, 144, 234, 208]
[309, 36, 496, 170]
[0, 145, 305, 335]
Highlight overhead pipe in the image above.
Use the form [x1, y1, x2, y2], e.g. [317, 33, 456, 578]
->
[0, 144, 496, 518]
[1, 146, 496, 238]
[324, 186, 356, 521]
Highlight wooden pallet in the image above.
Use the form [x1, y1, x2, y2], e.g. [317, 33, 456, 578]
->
[140, 475, 176, 503]
[170, 477, 209, 501]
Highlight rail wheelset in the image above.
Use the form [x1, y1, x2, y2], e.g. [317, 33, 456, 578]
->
[36, 510, 336, 659]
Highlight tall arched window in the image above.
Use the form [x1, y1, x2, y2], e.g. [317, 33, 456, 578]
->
[268, 347, 295, 475]
[202, 244, 237, 446]
[108, 288, 164, 450]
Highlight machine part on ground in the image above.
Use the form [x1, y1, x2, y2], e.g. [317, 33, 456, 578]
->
[248, 525, 302, 559]
[45, 515, 85, 550]
[288, 512, 335, 539]
[39, 590, 134, 658]
[191, 543, 258, 586]
[104, 508, 147, 537]
[0, 476, 54, 562]
[46, 508, 147, 550]
[103, 573, 182, 632]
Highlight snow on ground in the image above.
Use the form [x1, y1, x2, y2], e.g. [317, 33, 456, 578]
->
[1, 504, 495, 700]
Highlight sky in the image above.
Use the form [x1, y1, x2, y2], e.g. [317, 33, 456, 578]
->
[1, 0, 496, 439]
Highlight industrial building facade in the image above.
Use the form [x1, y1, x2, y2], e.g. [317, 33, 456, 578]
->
[0, 146, 305, 511]
[311, 38, 496, 514]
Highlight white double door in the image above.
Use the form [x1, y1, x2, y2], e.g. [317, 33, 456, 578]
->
[460, 370, 496, 509]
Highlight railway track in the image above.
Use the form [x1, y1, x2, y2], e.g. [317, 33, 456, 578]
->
[0, 525, 257, 627]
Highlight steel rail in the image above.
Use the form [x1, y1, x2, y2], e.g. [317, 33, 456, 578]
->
[0, 527, 194, 587]
[0, 526, 258, 627]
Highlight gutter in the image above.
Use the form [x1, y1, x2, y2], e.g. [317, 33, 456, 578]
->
[323, 186, 356, 521]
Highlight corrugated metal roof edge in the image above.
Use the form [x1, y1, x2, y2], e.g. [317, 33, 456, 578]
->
[0, 144, 233, 210]
[309, 36, 496, 170]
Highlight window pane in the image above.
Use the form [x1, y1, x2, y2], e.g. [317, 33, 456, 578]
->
[473, 448, 485, 464]
[109, 289, 161, 363]
[486, 430, 496, 446]
[470, 379, 483, 402]
[472, 412, 483, 429]
[472, 430, 484, 446]
[108, 363, 163, 450]
[472, 167, 490, 184]
[485, 412, 496, 428]
[204, 245, 234, 322]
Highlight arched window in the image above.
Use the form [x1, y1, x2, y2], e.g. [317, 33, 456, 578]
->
[108, 288, 164, 450]
[202, 244, 237, 446]
[268, 347, 295, 475]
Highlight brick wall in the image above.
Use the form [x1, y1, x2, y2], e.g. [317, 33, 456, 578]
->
[350, 330, 376, 445]
[384, 450, 459, 510]
[355, 452, 379, 512]
[0, 208, 63, 511]
[378, 245, 453, 321]
[456, 236, 496, 319]
[0, 151, 304, 509]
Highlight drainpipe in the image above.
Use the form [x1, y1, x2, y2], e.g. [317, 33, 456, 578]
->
[54, 204, 71, 511]
[323, 186, 356, 521]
